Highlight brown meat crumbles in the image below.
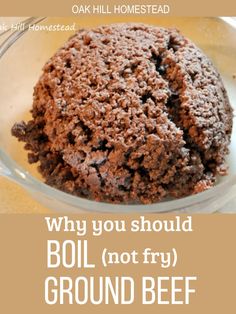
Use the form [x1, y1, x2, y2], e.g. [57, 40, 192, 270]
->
[11, 24, 233, 204]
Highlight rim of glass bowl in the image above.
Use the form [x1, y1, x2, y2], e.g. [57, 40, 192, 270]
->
[0, 16, 235, 213]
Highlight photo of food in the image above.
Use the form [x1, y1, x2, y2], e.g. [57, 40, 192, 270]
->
[0, 17, 235, 212]
[1, 1, 236, 313]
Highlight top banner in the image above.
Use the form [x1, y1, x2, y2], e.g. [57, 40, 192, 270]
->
[1, 0, 236, 16]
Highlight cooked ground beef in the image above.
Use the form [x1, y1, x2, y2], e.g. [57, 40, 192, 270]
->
[12, 23, 233, 204]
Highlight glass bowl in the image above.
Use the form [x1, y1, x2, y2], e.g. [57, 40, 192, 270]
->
[0, 17, 236, 213]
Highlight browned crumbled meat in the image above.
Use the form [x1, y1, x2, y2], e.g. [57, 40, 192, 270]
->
[11, 23, 233, 204]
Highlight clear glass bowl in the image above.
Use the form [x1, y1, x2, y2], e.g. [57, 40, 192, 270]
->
[0, 17, 236, 213]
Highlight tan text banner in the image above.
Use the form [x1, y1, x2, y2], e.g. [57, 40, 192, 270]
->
[0, 0, 236, 16]
[0, 214, 235, 313]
